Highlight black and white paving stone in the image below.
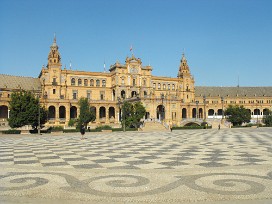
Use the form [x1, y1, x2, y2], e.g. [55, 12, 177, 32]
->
[0, 128, 271, 170]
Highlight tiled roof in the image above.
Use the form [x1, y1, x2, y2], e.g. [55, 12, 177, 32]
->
[0, 74, 41, 91]
[195, 86, 272, 97]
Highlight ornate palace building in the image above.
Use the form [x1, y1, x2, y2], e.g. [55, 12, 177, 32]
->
[0, 37, 272, 129]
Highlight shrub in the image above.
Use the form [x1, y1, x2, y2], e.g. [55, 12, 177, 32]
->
[2, 129, 21, 134]
[50, 126, 64, 132]
[68, 119, 77, 127]
[95, 125, 112, 131]
[172, 126, 204, 130]
[63, 129, 79, 133]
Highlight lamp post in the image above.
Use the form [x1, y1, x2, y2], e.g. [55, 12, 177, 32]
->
[256, 100, 259, 125]
[203, 95, 206, 121]
[221, 97, 224, 122]
[196, 100, 199, 120]
[37, 92, 41, 135]
[117, 97, 125, 131]
[161, 93, 165, 122]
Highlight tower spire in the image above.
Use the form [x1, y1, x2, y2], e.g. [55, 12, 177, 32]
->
[47, 34, 61, 68]
[177, 52, 190, 78]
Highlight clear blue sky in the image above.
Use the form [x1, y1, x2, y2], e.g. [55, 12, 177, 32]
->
[0, 0, 271, 86]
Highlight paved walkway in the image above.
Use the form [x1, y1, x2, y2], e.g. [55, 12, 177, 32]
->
[0, 128, 272, 203]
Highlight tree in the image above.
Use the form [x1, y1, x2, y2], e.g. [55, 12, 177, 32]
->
[77, 97, 96, 128]
[121, 101, 146, 128]
[8, 91, 47, 128]
[224, 105, 251, 126]
[263, 108, 272, 127]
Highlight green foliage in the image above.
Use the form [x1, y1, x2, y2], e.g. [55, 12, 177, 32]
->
[224, 105, 251, 126]
[2, 129, 21, 134]
[95, 125, 112, 131]
[263, 108, 272, 127]
[121, 101, 146, 128]
[77, 98, 96, 129]
[63, 129, 80, 133]
[50, 126, 64, 132]
[8, 91, 48, 128]
[173, 126, 205, 130]
[68, 118, 77, 127]
[263, 115, 272, 127]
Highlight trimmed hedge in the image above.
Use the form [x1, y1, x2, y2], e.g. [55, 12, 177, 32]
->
[172, 126, 212, 130]
[2, 130, 21, 134]
[50, 126, 64, 132]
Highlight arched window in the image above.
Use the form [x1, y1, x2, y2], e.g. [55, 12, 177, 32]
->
[84, 79, 88, 86]
[71, 78, 75, 86]
[163, 84, 166, 90]
[90, 79, 94, 86]
[158, 83, 161, 89]
[78, 79, 82, 86]
[102, 80, 106, 87]
[168, 84, 170, 90]
[153, 83, 156, 89]
[96, 79, 100, 87]
[172, 84, 175, 90]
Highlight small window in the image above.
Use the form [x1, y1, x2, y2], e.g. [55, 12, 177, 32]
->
[122, 78, 125, 85]
[158, 83, 161, 89]
[53, 89, 56, 94]
[143, 79, 146, 86]
[172, 84, 175, 90]
[163, 84, 166, 90]
[133, 79, 136, 86]
[78, 79, 82, 86]
[90, 79, 94, 86]
[73, 92, 77, 99]
[102, 80, 106, 87]
[71, 78, 75, 85]
[168, 84, 170, 90]
[87, 91, 91, 100]
[84, 79, 88, 86]
[100, 91, 105, 100]
[96, 79, 100, 87]
[153, 83, 156, 89]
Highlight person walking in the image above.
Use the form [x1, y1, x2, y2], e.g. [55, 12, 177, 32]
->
[80, 123, 85, 140]
[218, 124, 221, 130]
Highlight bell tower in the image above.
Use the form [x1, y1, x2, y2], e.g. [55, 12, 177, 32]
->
[47, 34, 61, 69]
[177, 53, 195, 103]
[177, 53, 190, 78]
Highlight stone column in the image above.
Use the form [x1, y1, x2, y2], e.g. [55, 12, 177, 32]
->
[105, 106, 109, 124]
[96, 106, 100, 124]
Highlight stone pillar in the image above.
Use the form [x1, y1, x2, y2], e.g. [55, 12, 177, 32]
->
[66, 105, 70, 122]
[96, 106, 100, 123]
[105, 106, 109, 124]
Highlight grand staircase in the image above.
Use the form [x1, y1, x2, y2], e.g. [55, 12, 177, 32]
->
[141, 121, 169, 132]
[206, 119, 230, 129]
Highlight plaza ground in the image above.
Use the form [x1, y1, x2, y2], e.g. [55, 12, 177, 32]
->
[0, 128, 272, 203]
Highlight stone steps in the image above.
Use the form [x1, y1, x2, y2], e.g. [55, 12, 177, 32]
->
[142, 122, 169, 132]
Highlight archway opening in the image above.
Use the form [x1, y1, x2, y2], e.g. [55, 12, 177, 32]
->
[0, 105, 8, 119]
[182, 108, 187, 119]
[48, 106, 56, 119]
[59, 106, 66, 120]
[156, 105, 165, 120]
[70, 106, 77, 119]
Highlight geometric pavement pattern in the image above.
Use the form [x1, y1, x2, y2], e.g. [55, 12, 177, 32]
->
[0, 128, 272, 170]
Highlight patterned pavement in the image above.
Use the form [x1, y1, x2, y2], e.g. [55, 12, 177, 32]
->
[0, 128, 272, 203]
[0, 128, 271, 170]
